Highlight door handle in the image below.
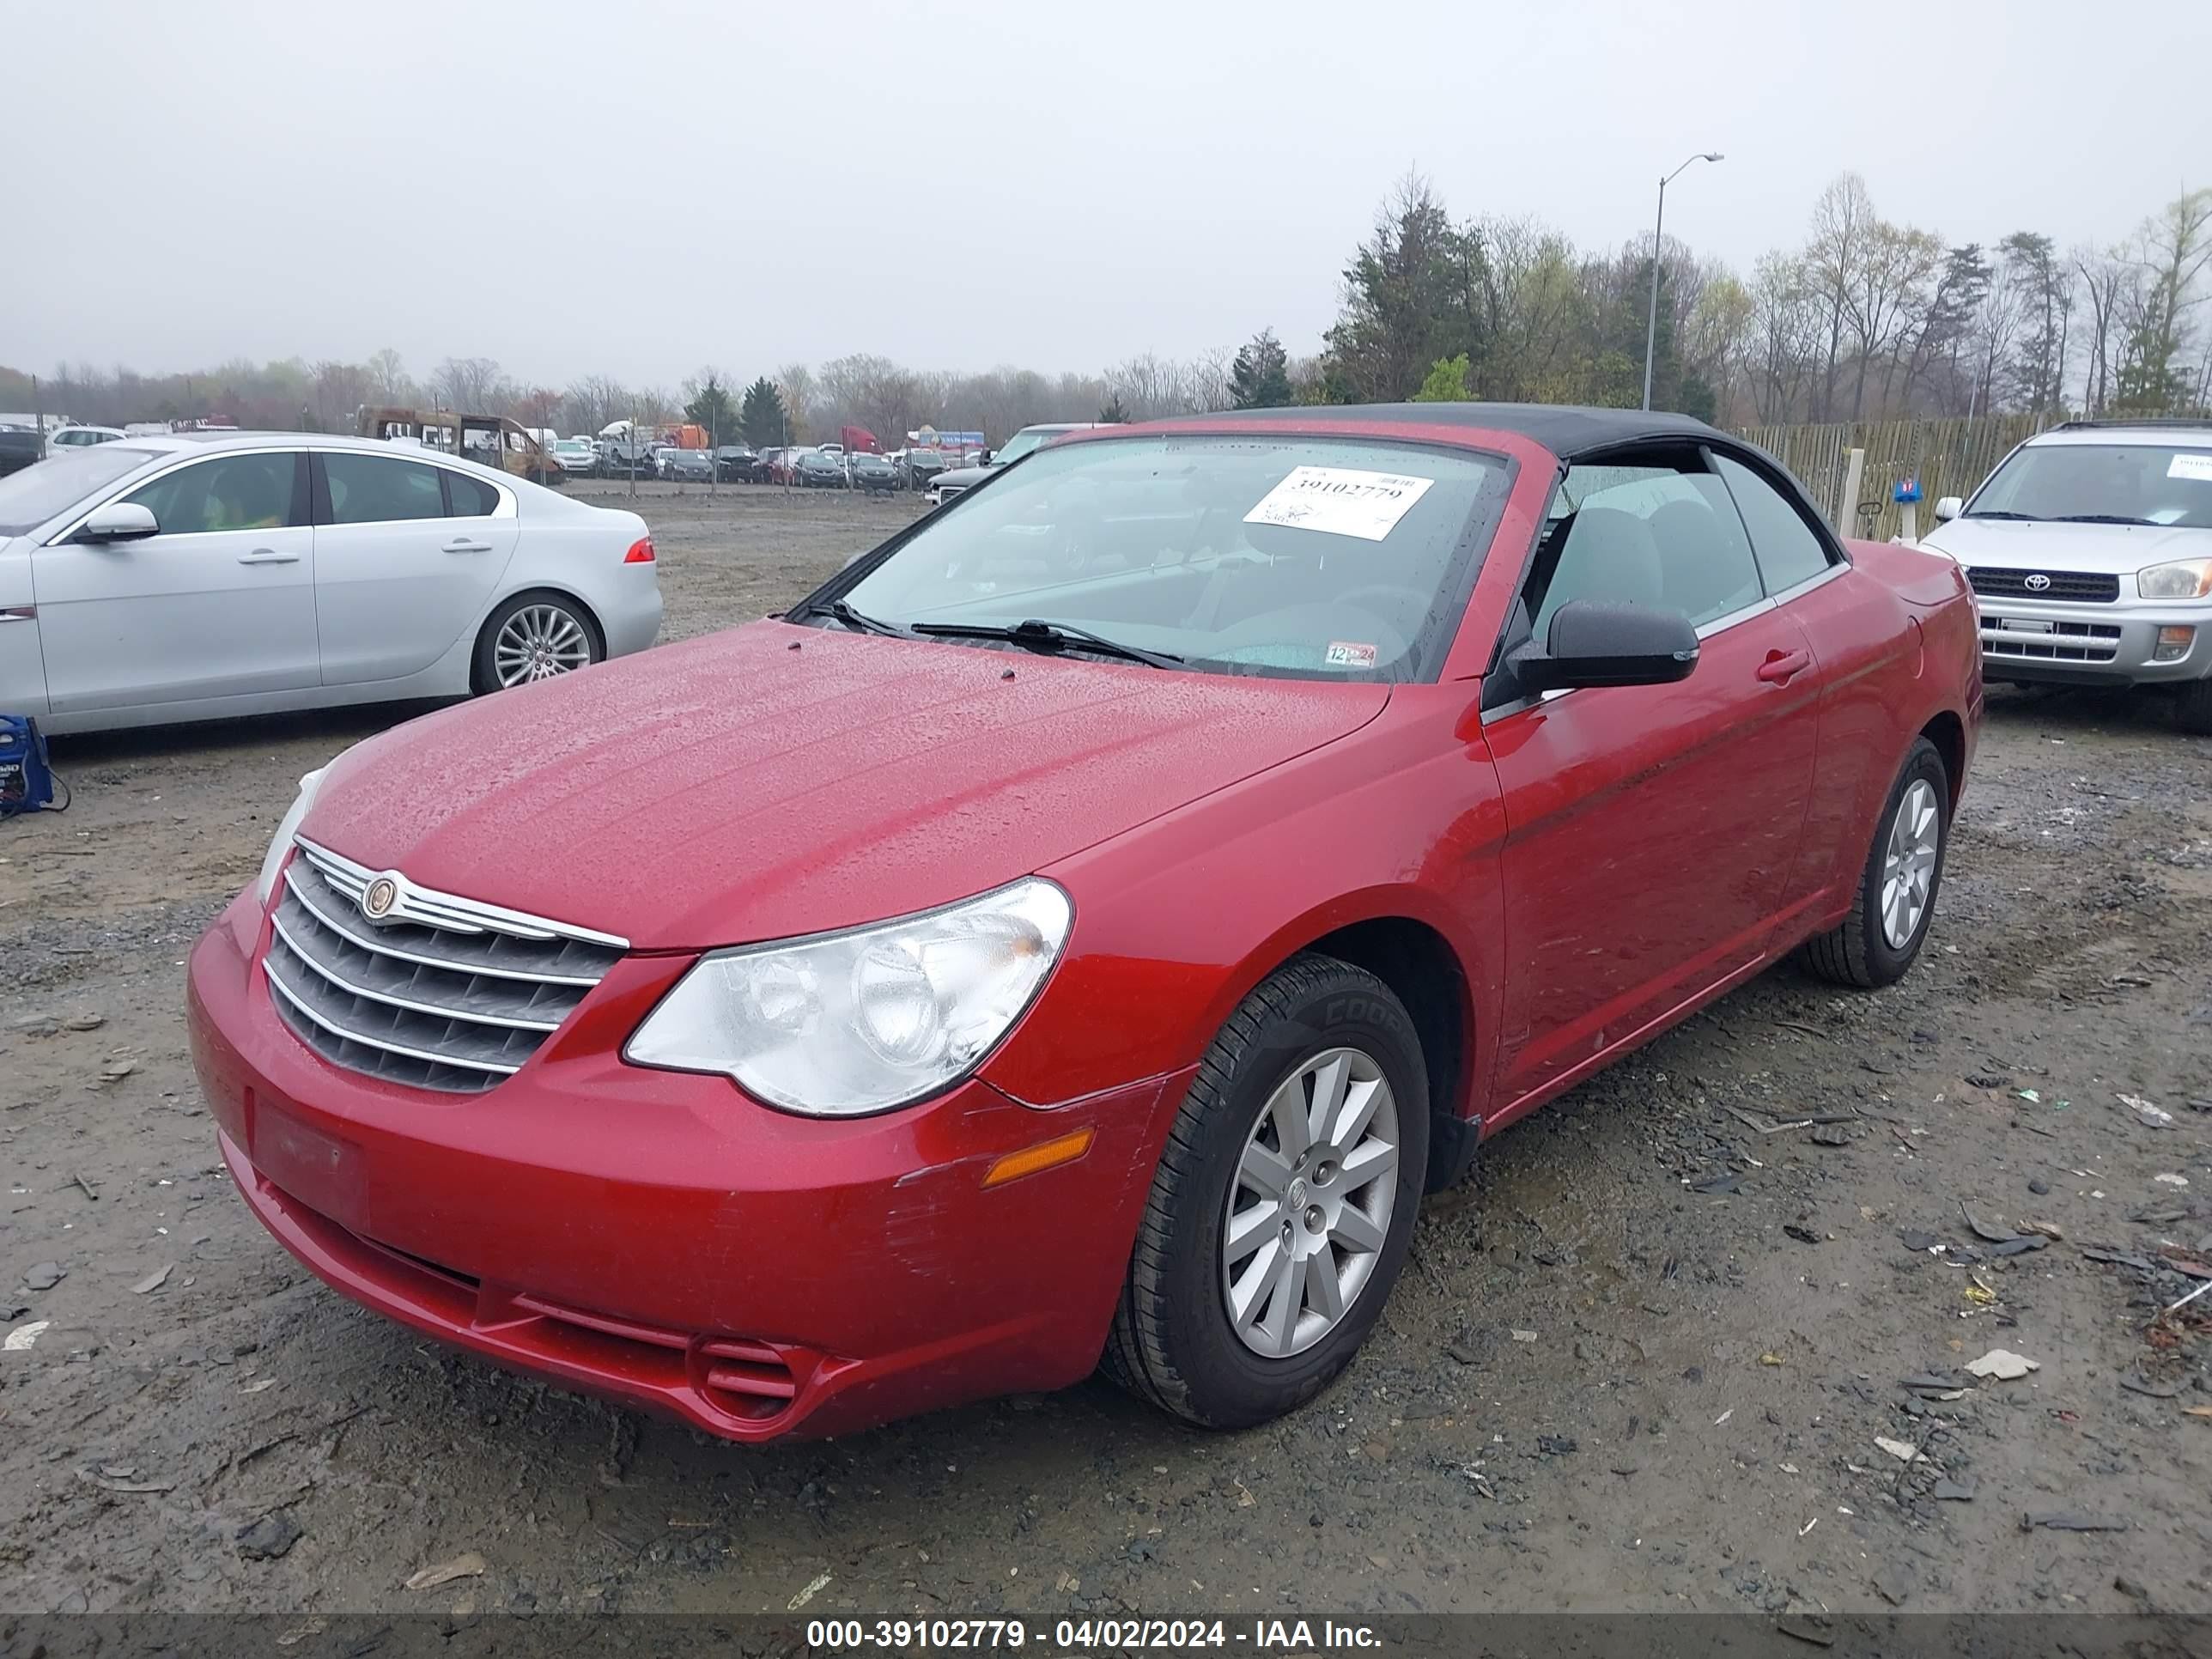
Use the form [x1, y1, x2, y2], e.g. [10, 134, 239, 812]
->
[444, 538, 494, 555]
[236, 550, 301, 565]
[1756, 648, 1812, 684]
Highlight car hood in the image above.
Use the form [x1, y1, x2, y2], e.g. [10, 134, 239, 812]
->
[1919, 516, 2211, 576]
[933, 464, 994, 488]
[302, 621, 1389, 949]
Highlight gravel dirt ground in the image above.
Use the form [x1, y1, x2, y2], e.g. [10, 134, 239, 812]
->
[3, 483, 2209, 1622]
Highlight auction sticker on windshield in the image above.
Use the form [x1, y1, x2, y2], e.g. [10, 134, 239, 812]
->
[1243, 465, 1434, 541]
[2168, 453, 2212, 482]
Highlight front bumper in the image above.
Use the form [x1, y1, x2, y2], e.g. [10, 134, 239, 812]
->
[188, 888, 1185, 1441]
[1976, 598, 2212, 686]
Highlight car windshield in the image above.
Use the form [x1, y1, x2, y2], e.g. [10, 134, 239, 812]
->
[829, 434, 1508, 682]
[992, 430, 1056, 465]
[0, 444, 161, 536]
[1968, 441, 2212, 528]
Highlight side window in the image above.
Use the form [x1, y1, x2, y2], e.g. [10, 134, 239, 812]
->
[444, 471, 501, 518]
[1524, 452, 1764, 636]
[1716, 454, 1834, 593]
[125, 452, 300, 536]
[325, 454, 447, 525]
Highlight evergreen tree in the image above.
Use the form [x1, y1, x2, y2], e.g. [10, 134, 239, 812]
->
[1229, 329, 1294, 408]
[738, 376, 789, 447]
[684, 371, 738, 442]
[1410, 354, 1472, 402]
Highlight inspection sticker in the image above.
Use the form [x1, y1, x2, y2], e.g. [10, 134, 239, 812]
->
[1243, 465, 1434, 541]
[2168, 453, 2212, 482]
[1325, 641, 1379, 669]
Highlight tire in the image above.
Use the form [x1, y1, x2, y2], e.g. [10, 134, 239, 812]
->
[1802, 736, 1949, 988]
[1103, 953, 1429, 1430]
[2175, 678, 2212, 736]
[471, 591, 605, 695]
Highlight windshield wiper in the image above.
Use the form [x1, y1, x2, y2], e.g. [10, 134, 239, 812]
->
[1963, 509, 2043, 521]
[909, 617, 1183, 669]
[813, 598, 914, 638]
[2051, 514, 2155, 526]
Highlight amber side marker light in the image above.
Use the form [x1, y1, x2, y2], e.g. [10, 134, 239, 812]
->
[982, 1127, 1096, 1188]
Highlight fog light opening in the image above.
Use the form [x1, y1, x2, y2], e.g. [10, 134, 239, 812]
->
[2154, 626, 2195, 663]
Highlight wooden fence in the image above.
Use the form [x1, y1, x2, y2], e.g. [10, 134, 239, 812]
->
[1732, 414, 2053, 542]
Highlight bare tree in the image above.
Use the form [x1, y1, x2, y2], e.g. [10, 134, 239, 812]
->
[311, 359, 371, 431]
[2113, 188, 2212, 411]
[1844, 219, 1943, 416]
[2070, 246, 2135, 417]
[366, 347, 410, 404]
[429, 356, 507, 412]
[562, 375, 633, 437]
[1804, 173, 1878, 419]
[775, 362, 817, 441]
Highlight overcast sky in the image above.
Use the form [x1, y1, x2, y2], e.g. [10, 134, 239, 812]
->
[10, 0, 2208, 388]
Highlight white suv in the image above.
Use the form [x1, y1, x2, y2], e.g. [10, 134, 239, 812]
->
[1923, 420, 2212, 732]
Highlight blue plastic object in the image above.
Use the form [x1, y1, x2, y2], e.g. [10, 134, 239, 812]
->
[0, 714, 56, 816]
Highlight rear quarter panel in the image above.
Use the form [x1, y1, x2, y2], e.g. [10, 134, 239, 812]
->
[504, 502, 660, 658]
[1790, 543, 1978, 928]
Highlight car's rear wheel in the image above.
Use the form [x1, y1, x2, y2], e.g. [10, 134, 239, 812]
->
[473, 592, 604, 694]
[2174, 678, 2212, 736]
[1802, 736, 1949, 988]
[1103, 954, 1427, 1430]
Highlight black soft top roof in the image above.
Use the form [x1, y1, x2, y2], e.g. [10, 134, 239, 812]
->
[1164, 402, 1724, 460]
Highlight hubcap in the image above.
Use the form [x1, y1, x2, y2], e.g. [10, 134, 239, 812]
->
[1880, 778, 1941, 949]
[1221, 1047, 1400, 1358]
[493, 605, 592, 688]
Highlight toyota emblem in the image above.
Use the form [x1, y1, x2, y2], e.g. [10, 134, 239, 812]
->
[2023, 573, 2051, 592]
[362, 876, 398, 919]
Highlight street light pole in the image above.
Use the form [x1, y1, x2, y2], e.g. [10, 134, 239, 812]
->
[1642, 151, 1724, 411]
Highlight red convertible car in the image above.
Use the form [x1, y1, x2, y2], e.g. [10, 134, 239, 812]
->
[187, 404, 1980, 1440]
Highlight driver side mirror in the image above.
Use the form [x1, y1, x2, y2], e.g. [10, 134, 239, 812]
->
[1933, 496, 1963, 522]
[76, 501, 159, 543]
[1509, 599, 1699, 695]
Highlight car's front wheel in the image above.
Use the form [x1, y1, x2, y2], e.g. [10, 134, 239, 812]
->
[1802, 735, 1949, 988]
[473, 592, 604, 693]
[1103, 954, 1428, 1430]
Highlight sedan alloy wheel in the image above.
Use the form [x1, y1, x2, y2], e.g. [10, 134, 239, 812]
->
[485, 600, 598, 690]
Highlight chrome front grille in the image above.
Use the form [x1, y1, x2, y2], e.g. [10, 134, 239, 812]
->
[264, 839, 627, 1093]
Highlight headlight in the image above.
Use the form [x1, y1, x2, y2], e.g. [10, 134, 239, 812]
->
[625, 878, 1073, 1116]
[2139, 558, 2212, 600]
[254, 768, 326, 904]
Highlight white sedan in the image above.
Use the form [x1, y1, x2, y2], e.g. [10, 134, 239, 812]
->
[0, 431, 662, 733]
